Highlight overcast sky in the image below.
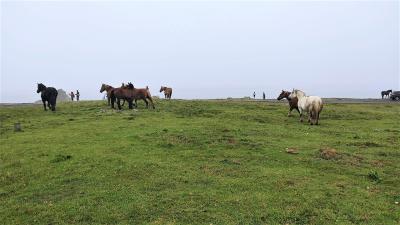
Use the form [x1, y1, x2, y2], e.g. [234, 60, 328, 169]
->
[1, 1, 399, 103]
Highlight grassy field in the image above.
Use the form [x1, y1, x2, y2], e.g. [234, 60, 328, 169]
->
[1, 99, 399, 224]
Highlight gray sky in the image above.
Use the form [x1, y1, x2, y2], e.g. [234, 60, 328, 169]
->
[1, 1, 399, 103]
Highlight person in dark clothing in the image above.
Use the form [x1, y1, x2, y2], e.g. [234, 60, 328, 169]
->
[253, 91, 256, 99]
[69, 91, 75, 101]
[76, 90, 80, 101]
[263, 92, 266, 100]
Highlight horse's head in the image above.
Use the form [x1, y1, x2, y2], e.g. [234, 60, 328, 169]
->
[100, 84, 106, 93]
[389, 90, 393, 93]
[127, 82, 134, 89]
[37, 83, 46, 93]
[277, 90, 290, 100]
[160, 86, 165, 92]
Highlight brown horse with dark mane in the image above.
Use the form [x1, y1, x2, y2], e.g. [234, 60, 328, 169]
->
[111, 83, 155, 110]
[99, 84, 115, 106]
[277, 90, 299, 116]
[160, 86, 173, 99]
[100, 83, 128, 106]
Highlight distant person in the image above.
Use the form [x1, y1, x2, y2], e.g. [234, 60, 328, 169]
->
[253, 91, 256, 99]
[69, 91, 75, 101]
[76, 90, 80, 101]
[263, 92, 266, 100]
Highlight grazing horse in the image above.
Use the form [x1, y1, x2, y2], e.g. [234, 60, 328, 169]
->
[99, 84, 114, 106]
[277, 90, 299, 116]
[289, 89, 323, 125]
[160, 86, 173, 99]
[37, 83, 58, 111]
[381, 90, 392, 99]
[111, 83, 155, 110]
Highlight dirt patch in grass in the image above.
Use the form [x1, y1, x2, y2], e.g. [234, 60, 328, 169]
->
[347, 141, 384, 148]
[319, 148, 338, 160]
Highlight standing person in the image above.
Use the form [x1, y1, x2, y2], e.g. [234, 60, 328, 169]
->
[69, 91, 75, 101]
[263, 92, 266, 100]
[253, 91, 256, 99]
[76, 90, 80, 101]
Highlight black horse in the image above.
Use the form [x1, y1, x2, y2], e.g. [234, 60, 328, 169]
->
[381, 90, 392, 99]
[37, 83, 58, 111]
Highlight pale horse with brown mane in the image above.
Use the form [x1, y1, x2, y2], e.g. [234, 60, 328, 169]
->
[289, 89, 323, 125]
[160, 86, 173, 99]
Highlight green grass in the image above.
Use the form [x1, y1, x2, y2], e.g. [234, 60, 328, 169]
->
[1, 100, 399, 224]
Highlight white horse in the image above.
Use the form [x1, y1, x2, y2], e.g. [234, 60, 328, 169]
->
[289, 89, 323, 125]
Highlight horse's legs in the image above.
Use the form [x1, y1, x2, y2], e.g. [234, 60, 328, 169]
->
[142, 98, 149, 108]
[134, 99, 138, 108]
[111, 96, 115, 109]
[128, 100, 133, 109]
[49, 96, 56, 111]
[147, 97, 155, 109]
[288, 106, 294, 117]
[298, 108, 304, 122]
[108, 96, 111, 106]
[122, 99, 125, 106]
[42, 100, 47, 111]
[117, 98, 122, 110]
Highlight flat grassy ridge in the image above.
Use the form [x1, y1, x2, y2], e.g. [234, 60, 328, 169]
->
[1, 100, 399, 224]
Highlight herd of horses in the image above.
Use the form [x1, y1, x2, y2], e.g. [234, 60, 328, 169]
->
[37, 82, 325, 125]
[99, 83, 173, 110]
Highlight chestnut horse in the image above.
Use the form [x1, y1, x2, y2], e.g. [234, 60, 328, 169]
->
[37, 83, 58, 111]
[277, 90, 299, 116]
[99, 84, 114, 106]
[111, 83, 155, 110]
[160, 86, 173, 99]
[100, 83, 127, 106]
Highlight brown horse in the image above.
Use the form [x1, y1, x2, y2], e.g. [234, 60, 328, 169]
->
[160, 86, 173, 99]
[99, 84, 114, 106]
[277, 90, 299, 117]
[111, 83, 155, 110]
[100, 83, 127, 106]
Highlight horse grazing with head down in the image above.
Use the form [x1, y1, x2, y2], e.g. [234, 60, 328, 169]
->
[289, 89, 323, 125]
[37, 83, 58, 111]
[111, 83, 155, 110]
[381, 90, 392, 99]
[277, 90, 299, 116]
[160, 86, 173, 99]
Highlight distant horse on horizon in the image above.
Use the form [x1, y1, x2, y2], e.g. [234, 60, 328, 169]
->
[289, 89, 323, 125]
[277, 90, 299, 117]
[160, 86, 173, 99]
[381, 90, 392, 99]
[37, 83, 58, 111]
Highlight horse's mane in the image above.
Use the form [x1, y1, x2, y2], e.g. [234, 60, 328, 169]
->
[294, 89, 306, 98]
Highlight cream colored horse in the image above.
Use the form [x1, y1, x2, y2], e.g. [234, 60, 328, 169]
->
[289, 89, 323, 125]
